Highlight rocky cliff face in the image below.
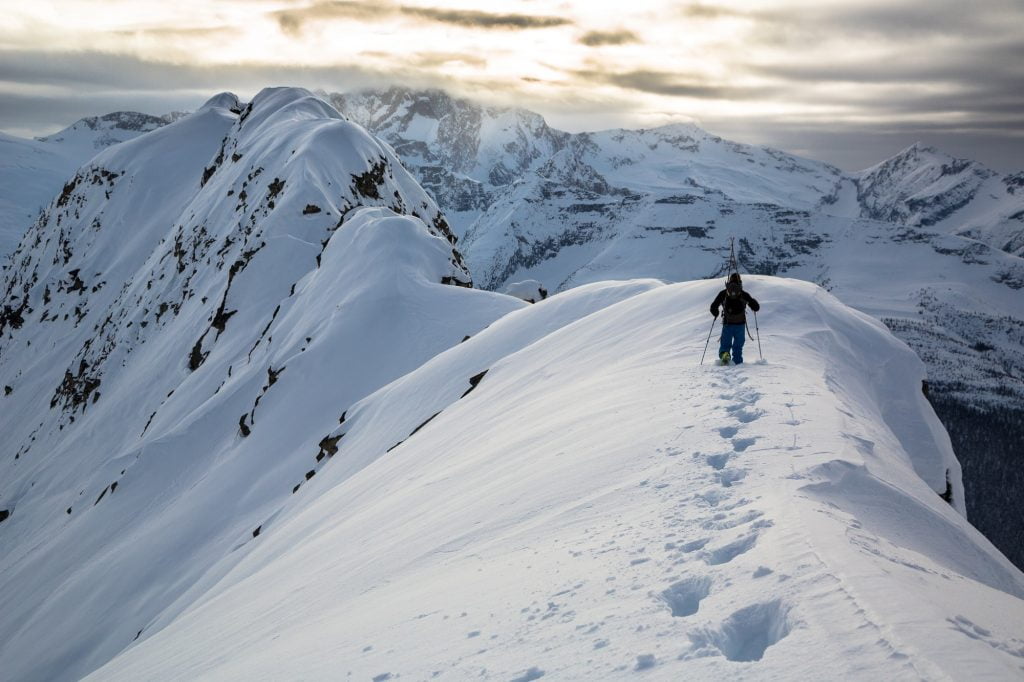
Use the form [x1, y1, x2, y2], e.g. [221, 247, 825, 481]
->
[327, 87, 569, 234]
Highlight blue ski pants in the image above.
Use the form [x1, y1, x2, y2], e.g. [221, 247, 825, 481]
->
[718, 323, 746, 364]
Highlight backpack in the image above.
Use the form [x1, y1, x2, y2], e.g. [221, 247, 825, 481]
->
[723, 282, 747, 324]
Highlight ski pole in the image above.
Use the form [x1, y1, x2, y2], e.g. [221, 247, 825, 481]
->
[754, 310, 763, 361]
[700, 316, 717, 365]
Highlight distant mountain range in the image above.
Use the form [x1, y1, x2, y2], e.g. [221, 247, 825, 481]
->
[319, 88, 1023, 402]
[324, 87, 1024, 260]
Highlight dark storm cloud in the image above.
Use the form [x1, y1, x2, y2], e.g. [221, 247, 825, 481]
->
[400, 6, 569, 29]
[273, 1, 569, 36]
[746, 42, 1024, 86]
[579, 30, 640, 47]
[737, 35, 1024, 134]
[0, 49, 411, 134]
[761, 0, 1022, 41]
[741, 0, 1024, 53]
[680, 0, 1023, 42]
[0, 48, 432, 92]
[0, 48, 513, 138]
[274, 1, 387, 36]
[573, 68, 774, 100]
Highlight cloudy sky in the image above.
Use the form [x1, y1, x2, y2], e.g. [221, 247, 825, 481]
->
[2, 0, 1022, 171]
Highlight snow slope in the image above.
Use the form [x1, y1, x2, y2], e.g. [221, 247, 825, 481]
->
[84, 277, 1024, 680]
[0, 112, 172, 260]
[0, 133, 79, 261]
[0, 87, 516, 681]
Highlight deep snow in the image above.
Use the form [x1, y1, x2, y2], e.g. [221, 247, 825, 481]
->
[77, 277, 1024, 680]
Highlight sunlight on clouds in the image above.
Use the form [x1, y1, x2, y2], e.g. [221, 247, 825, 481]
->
[1, 0, 1022, 167]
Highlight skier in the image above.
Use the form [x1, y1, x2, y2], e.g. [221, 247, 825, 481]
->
[710, 273, 760, 365]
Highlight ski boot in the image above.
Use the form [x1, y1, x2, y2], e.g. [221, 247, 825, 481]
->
[719, 351, 731, 365]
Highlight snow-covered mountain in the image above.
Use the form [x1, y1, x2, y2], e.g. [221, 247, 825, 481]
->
[36, 111, 171, 156]
[327, 87, 1024, 259]
[855, 143, 1024, 255]
[2, 87, 1023, 679]
[325, 88, 1024, 409]
[327, 87, 1024, 573]
[0, 112, 175, 260]
[326, 87, 569, 235]
[0, 87, 514, 680]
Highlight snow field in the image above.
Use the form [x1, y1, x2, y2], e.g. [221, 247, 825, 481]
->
[88, 277, 1024, 680]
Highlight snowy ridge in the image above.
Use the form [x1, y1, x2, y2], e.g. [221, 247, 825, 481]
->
[0, 87, 515, 681]
[0, 112, 173, 259]
[82, 277, 1024, 680]
[324, 87, 1024, 414]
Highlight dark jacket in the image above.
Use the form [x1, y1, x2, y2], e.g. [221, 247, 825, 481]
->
[711, 286, 759, 325]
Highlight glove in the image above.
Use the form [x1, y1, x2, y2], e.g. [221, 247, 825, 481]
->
[711, 309, 719, 318]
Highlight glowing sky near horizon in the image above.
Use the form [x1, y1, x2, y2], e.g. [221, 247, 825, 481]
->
[1, 0, 1022, 170]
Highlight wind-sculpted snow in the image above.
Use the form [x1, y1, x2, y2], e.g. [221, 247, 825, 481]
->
[0, 87, 518, 681]
[77, 277, 1024, 680]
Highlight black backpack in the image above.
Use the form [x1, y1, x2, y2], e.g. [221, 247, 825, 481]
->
[723, 282, 746, 324]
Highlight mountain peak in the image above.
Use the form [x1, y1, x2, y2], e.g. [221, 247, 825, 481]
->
[36, 111, 168, 149]
[865, 141, 990, 176]
[198, 92, 242, 112]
